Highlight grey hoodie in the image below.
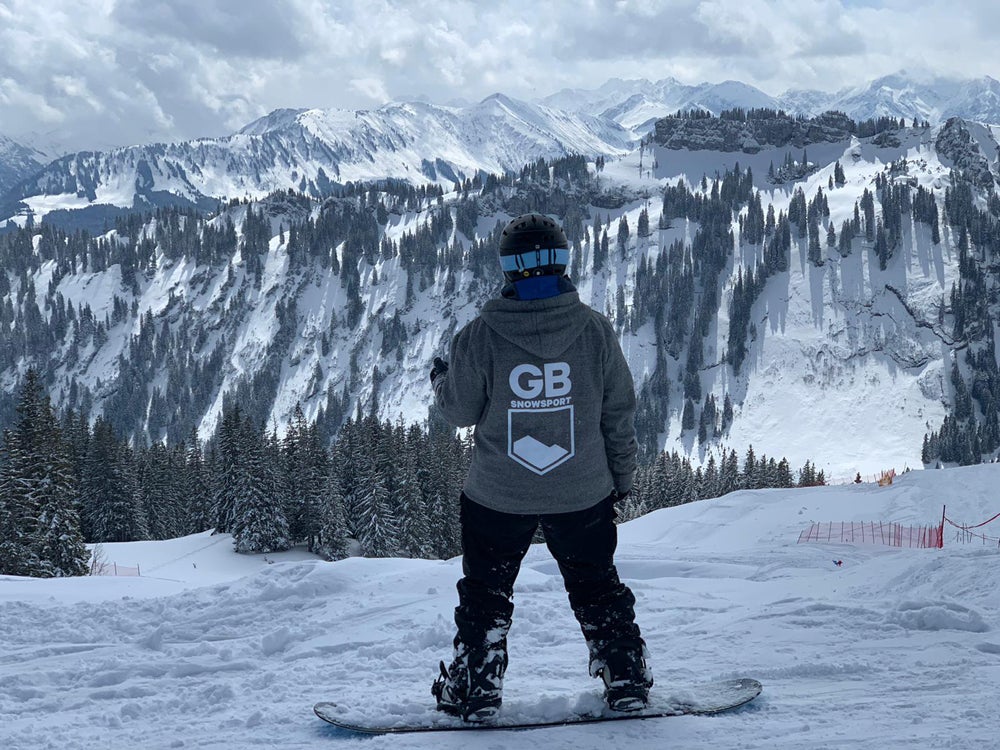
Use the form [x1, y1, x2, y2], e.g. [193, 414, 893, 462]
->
[433, 291, 637, 515]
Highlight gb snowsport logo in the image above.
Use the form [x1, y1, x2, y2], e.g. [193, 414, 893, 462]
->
[507, 362, 575, 475]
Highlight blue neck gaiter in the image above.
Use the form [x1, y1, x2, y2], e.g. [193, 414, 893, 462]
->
[501, 275, 576, 300]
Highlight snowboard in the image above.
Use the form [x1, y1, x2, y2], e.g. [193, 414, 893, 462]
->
[313, 677, 762, 734]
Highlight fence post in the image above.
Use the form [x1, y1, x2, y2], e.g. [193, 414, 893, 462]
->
[940, 506, 946, 549]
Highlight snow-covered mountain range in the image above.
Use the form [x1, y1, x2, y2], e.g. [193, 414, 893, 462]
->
[2, 73, 1000, 478]
[0, 96, 633, 226]
[3, 71, 1000, 228]
[542, 72, 1000, 133]
[3, 107, 997, 479]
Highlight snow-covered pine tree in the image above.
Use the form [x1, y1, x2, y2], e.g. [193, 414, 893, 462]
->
[182, 428, 213, 534]
[211, 405, 243, 534]
[231, 417, 290, 554]
[317, 468, 350, 561]
[80, 418, 148, 542]
[282, 404, 309, 543]
[0, 370, 88, 576]
[645, 452, 669, 509]
[720, 449, 741, 495]
[700, 454, 717, 498]
[32, 396, 89, 576]
[282, 404, 327, 551]
[140, 441, 183, 540]
[331, 415, 362, 541]
[0, 372, 45, 574]
[353, 415, 398, 557]
[395, 423, 430, 558]
[0, 427, 44, 576]
[619, 488, 649, 522]
[743, 445, 758, 488]
[418, 427, 462, 559]
[300, 422, 330, 552]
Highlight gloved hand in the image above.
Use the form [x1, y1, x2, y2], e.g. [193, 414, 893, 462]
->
[430, 357, 449, 384]
[611, 488, 631, 504]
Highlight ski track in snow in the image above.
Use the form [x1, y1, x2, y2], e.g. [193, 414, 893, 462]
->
[2, 466, 999, 749]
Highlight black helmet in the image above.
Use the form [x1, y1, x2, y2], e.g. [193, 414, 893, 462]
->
[499, 213, 570, 282]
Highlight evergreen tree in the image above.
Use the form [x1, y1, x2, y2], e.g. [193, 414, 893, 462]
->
[140, 442, 182, 540]
[637, 207, 650, 238]
[231, 418, 290, 554]
[808, 218, 823, 266]
[80, 419, 147, 543]
[282, 404, 311, 544]
[317, 466, 350, 560]
[681, 398, 696, 431]
[183, 428, 213, 533]
[743, 445, 757, 488]
[0, 370, 89, 576]
[721, 394, 734, 433]
[834, 161, 846, 187]
[300, 422, 330, 552]
[395, 423, 431, 558]
[354, 417, 398, 557]
[211, 405, 243, 534]
[618, 215, 631, 260]
[34, 406, 89, 576]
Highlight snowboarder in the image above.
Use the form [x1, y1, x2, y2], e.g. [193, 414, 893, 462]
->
[429, 213, 651, 722]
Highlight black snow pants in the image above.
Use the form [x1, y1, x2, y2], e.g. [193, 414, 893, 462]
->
[454, 492, 643, 667]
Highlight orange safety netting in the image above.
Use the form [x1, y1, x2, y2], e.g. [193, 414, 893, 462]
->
[798, 521, 943, 548]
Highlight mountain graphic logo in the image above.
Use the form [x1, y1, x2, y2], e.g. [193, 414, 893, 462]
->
[507, 404, 575, 475]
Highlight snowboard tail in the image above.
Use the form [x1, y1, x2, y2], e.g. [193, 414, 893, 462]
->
[314, 677, 762, 734]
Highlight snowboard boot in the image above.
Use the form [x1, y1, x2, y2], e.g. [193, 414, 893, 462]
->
[431, 642, 508, 722]
[590, 638, 653, 712]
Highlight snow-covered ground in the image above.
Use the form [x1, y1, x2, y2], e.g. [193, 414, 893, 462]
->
[2, 465, 999, 749]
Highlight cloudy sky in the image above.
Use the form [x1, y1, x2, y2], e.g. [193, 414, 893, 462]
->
[0, 0, 996, 152]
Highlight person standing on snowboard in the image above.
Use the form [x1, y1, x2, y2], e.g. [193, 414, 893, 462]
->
[429, 213, 652, 722]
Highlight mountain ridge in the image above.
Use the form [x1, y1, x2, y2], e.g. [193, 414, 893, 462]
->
[6, 71, 1000, 230]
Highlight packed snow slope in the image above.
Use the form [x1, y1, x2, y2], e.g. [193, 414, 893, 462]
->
[2, 464, 998, 749]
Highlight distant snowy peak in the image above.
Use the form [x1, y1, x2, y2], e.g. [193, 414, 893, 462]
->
[540, 77, 669, 116]
[0, 134, 45, 196]
[238, 108, 311, 136]
[793, 74, 1000, 125]
[545, 72, 1000, 132]
[686, 80, 782, 114]
[543, 78, 782, 131]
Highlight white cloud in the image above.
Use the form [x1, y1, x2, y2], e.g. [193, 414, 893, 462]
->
[349, 77, 390, 103]
[0, 0, 996, 152]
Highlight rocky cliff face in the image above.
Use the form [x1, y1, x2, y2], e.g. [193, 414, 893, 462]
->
[653, 111, 860, 153]
[934, 117, 998, 188]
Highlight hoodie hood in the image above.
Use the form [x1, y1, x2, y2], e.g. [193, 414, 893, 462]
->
[479, 291, 593, 359]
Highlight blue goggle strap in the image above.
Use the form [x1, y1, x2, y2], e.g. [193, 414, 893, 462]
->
[500, 248, 570, 273]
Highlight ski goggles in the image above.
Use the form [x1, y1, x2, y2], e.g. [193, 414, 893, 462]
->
[500, 248, 570, 273]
